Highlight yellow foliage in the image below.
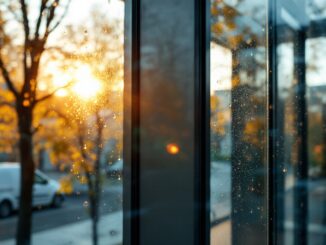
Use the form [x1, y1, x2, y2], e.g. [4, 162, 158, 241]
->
[243, 118, 265, 146]
[210, 95, 227, 136]
[211, 6, 218, 16]
[212, 23, 224, 35]
[59, 176, 74, 194]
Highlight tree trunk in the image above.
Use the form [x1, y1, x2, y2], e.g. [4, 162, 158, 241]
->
[16, 106, 35, 245]
[91, 111, 104, 245]
[91, 194, 98, 245]
[88, 181, 98, 245]
[92, 161, 101, 245]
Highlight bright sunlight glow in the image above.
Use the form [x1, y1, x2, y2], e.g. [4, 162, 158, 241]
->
[53, 64, 102, 100]
[71, 66, 102, 100]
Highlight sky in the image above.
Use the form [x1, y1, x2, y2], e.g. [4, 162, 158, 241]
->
[40, 0, 125, 96]
[44, 0, 124, 45]
[3, 0, 324, 93]
[65, 0, 124, 24]
[210, 42, 232, 93]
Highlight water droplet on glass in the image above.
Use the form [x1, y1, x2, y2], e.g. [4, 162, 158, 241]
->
[83, 201, 89, 208]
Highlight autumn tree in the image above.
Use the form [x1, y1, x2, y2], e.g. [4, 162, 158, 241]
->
[0, 1, 71, 244]
[210, 94, 228, 160]
[47, 11, 123, 245]
[2, 6, 122, 244]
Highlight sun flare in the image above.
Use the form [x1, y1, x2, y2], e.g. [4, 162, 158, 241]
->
[71, 65, 102, 100]
[52, 64, 102, 100]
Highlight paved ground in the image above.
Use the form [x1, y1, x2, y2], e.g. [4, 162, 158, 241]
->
[1, 162, 325, 244]
[1, 211, 123, 245]
[0, 185, 122, 241]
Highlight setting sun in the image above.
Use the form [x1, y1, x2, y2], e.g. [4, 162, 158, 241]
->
[72, 65, 101, 99]
[52, 64, 102, 100]
[71, 65, 102, 100]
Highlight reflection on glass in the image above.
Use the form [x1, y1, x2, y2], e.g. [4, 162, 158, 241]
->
[138, 0, 197, 243]
[274, 1, 326, 245]
[210, 0, 268, 244]
[0, 1, 124, 244]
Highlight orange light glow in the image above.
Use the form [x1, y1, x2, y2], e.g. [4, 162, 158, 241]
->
[71, 65, 102, 100]
[166, 143, 180, 155]
[52, 64, 102, 100]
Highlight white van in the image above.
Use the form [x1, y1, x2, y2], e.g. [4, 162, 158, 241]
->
[0, 163, 64, 218]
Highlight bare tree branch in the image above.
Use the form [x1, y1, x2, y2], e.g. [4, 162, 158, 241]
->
[0, 55, 19, 98]
[31, 122, 43, 134]
[19, 0, 30, 40]
[32, 107, 69, 134]
[76, 123, 94, 179]
[35, 0, 49, 39]
[46, 46, 94, 60]
[34, 81, 72, 105]
[19, 0, 31, 96]
[43, 0, 60, 40]
[0, 118, 14, 125]
[47, 0, 71, 34]
[0, 101, 15, 109]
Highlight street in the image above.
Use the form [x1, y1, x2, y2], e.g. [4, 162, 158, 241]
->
[0, 186, 122, 241]
[1, 163, 325, 244]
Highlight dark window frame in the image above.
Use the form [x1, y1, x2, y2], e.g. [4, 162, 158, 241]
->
[123, 0, 324, 244]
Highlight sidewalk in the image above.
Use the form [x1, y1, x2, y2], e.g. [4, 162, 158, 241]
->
[2, 211, 123, 245]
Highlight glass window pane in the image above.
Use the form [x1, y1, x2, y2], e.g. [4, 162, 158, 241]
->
[274, 1, 326, 245]
[0, 1, 124, 244]
[210, 1, 268, 244]
[138, 0, 196, 244]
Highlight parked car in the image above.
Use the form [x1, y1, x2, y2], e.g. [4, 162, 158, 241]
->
[0, 163, 64, 218]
